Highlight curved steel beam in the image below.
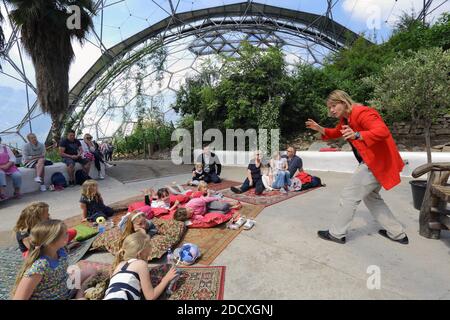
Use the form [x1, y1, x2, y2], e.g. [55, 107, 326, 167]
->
[62, 1, 370, 139]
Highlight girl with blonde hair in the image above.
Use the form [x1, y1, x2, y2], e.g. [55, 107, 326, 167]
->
[104, 232, 178, 300]
[117, 211, 158, 248]
[12, 219, 96, 300]
[14, 202, 77, 258]
[79, 179, 114, 222]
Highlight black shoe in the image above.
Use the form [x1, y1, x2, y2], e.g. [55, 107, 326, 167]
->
[378, 229, 409, 245]
[230, 186, 242, 194]
[317, 230, 346, 244]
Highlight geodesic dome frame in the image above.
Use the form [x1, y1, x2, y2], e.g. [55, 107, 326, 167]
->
[0, 1, 368, 145]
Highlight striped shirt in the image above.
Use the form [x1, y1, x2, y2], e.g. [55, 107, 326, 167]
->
[104, 259, 143, 300]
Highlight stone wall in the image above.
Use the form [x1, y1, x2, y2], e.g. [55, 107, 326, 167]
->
[390, 114, 450, 147]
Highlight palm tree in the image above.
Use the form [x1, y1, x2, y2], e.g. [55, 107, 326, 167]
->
[0, 8, 5, 61]
[6, 0, 95, 142]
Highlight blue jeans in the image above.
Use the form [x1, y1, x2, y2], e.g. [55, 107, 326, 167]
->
[0, 171, 22, 189]
[272, 171, 291, 189]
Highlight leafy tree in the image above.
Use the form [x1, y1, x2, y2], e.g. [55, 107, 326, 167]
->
[366, 47, 450, 163]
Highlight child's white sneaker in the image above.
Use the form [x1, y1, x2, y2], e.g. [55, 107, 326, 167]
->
[40, 185, 47, 192]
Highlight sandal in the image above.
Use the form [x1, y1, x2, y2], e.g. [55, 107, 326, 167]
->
[243, 219, 256, 230]
[234, 216, 247, 228]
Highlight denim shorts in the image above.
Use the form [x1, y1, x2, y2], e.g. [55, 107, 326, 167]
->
[63, 157, 89, 167]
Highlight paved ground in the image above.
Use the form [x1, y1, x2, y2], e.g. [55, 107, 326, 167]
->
[1, 160, 450, 299]
[105, 159, 193, 183]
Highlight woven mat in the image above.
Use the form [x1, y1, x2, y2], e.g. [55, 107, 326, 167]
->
[220, 186, 323, 207]
[181, 202, 264, 265]
[78, 261, 226, 300]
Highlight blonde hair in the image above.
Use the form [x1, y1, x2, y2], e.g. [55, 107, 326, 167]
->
[14, 202, 49, 233]
[326, 90, 355, 113]
[113, 232, 151, 271]
[118, 211, 146, 249]
[81, 180, 101, 201]
[174, 207, 189, 222]
[197, 181, 208, 193]
[195, 163, 203, 171]
[12, 220, 67, 296]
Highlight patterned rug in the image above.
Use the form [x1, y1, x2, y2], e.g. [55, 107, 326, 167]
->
[181, 202, 265, 265]
[0, 236, 98, 300]
[220, 186, 323, 207]
[78, 261, 226, 300]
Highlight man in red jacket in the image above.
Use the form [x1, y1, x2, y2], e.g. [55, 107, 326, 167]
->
[306, 90, 408, 245]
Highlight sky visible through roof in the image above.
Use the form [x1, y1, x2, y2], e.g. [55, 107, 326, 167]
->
[0, 0, 448, 146]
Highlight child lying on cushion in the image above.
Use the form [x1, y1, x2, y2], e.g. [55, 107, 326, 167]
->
[168, 181, 223, 199]
[80, 180, 114, 222]
[118, 211, 159, 241]
[127, 187, 185, 218]
[174, 197, 241, 222]
[14, 202, 77, 258]
[104, 232, 177, 300]
[12, 219, 96, 300]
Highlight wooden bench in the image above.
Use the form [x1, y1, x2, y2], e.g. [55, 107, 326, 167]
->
[412, 162, 450, 239]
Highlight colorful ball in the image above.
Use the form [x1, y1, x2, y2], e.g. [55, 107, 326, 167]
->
[96, 216, 106, 224]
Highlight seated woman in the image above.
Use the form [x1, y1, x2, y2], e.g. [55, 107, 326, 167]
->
[22, 133, 48, 192]
[0, 136, 22, 201]
[230, 150, 264, 195]
[270, 151, 291, 193]
[80, 134, 105, 180]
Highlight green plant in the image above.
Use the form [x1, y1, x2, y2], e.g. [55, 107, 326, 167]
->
[366, 47, 450, 163]
[46, 147, 62, 163]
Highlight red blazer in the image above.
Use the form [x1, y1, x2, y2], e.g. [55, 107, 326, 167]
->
[322, 105, 404, 190]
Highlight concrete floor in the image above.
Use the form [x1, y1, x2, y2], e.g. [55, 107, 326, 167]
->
[1, 161, 450, 299]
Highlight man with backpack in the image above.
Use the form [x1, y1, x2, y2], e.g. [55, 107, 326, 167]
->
[306, 90, 408, 245]
[59, 130, 91, 186]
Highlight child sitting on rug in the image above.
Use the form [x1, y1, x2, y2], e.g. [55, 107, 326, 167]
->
[187, 163, 205, 186]
[261, 165, 274, 192]
[80, 180, 114, 222]
[104, 232, 178, 300]
[12, 219, 96, 300]
[174, 197, 240, 222]
[14, 202, 77, 258]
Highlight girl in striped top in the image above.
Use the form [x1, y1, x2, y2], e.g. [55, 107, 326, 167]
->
[104, 232, 178, 300]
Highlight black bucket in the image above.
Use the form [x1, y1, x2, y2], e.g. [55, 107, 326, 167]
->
[410, 180, 427, 210]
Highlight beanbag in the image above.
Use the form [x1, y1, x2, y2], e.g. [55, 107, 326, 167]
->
[188, 210, 235, 228]
[91, 218, 186, 260]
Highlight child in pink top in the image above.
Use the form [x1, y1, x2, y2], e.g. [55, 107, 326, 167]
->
[185, 196, 218, 218]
